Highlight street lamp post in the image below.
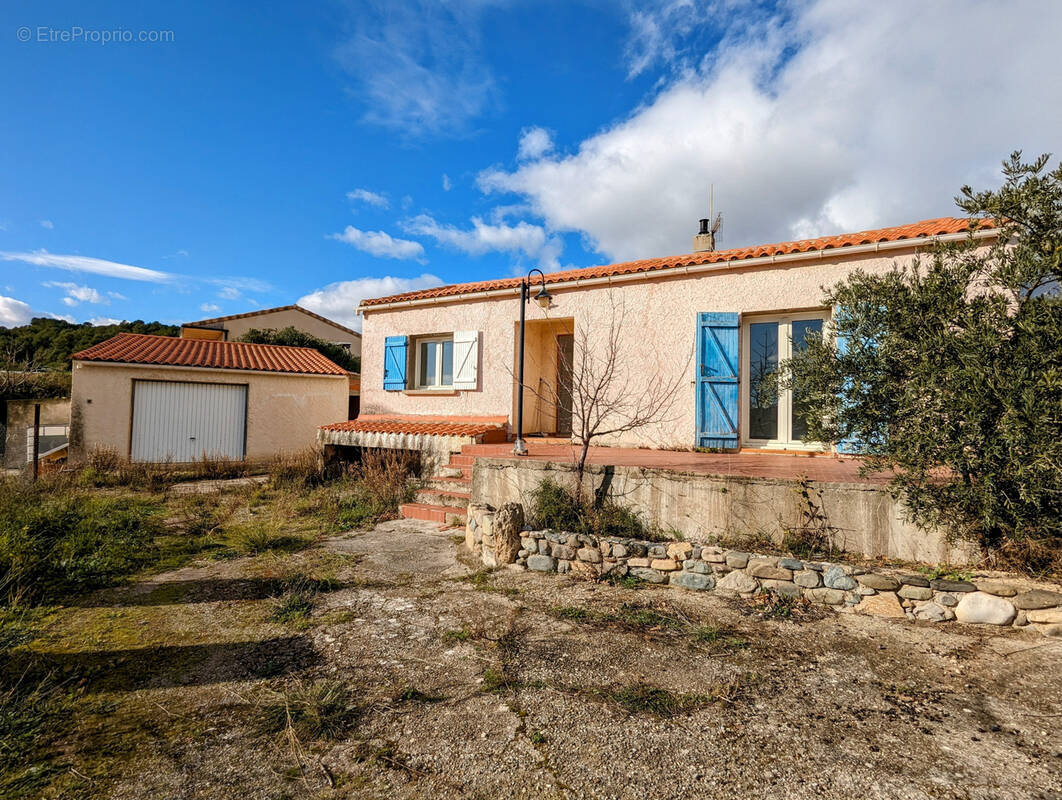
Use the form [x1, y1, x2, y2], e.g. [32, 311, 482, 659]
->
[514, 268, 553, 456]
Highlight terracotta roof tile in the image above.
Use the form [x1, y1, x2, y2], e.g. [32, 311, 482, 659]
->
[73, 333, 348, 376]
[360, 216, 996, 308]
[320, 419, 503, 437]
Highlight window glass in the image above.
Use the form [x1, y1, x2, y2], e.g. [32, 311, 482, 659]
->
[748, 322, 778, 439]
[790, 319, 823, 440]
[419, 341, 437, 387]
[441, 339, 454, 385]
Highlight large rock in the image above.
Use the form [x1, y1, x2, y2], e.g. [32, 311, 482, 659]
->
[912, 602, 951, 622]
[857, 592, 905, 618]
[629, 567, 667, 584]
[762, 580, 802, 599]
[955, 592, 1017, 626]
[1012, 590, 1062, 610]
[1026, 609, 1062, 624]
[855, 573, 900, 592]
[823, 566, 856, 590]
[666, 542, 694, 560]
[748, 560, 793, 581]
[973, 579, 1017, 597]
[669, 572, 715, 591]
[526, 554, 555, 572]
[492, 503, 525, 565]
[716, 570, 758, 594]
[806, 587, 846, 606]
[898, 585, 933, 601]
[930, 579, 975, 593]
[794, 570, 821, 588]
[725, 551, 750, 569]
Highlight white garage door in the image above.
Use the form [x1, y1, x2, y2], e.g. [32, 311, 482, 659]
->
[131, 380, 247, 462]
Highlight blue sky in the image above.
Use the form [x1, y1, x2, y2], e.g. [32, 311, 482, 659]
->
[2, 0, 1060, 330]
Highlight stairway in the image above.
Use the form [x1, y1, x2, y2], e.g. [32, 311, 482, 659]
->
[399, 452, 475, 525]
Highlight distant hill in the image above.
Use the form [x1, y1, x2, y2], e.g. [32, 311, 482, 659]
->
[0, 318, 179, 371]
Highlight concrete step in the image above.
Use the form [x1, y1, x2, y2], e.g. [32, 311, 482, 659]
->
[449, 454, 477, 467]
[414, 488, 471, 508]
[400, 502, 467, 525]
[425, 475, 472, 492]
[436, 465, 467, 479]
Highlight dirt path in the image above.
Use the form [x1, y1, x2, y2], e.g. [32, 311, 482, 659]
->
[27, 519, 1062, 800]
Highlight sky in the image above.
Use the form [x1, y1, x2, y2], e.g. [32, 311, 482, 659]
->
[2, 0, 1060, 331]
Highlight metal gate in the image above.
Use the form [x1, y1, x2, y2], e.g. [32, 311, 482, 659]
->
[131, 380, 247, 462]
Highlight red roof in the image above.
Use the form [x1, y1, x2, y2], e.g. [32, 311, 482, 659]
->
[72, 333, 348, 376]
[360, 216, 995, 308]
[321, 418, 504, 437]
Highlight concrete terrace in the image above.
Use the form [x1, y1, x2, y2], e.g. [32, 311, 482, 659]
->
[459, 440, 888, 484]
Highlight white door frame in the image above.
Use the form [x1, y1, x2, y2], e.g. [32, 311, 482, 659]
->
[740, 310, 829, 451]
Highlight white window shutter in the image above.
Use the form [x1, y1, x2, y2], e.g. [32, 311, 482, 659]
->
[452, 330, 479, 390]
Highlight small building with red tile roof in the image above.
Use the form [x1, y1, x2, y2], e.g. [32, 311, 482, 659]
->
[336, 216, 997, 459]
[70, 333, 349, 463]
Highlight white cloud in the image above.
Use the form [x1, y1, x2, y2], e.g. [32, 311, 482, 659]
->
[480, 0, 1062, 261]
[517, 126, 553, 161]
[0, 250, 174, 282]
[402, 213, 562, 269]
[39, 219, 54, 230]
[200, 303, 221, 313]
[0, 295, 73, 327]
[328, 225, 426, 262]
[218, 286, 241, 300]
[297, 274, 444, 331]
[442, 173, 453, 191]
[88, 316, 124, 326]
[43, 281, 107, 306]
[347, 188, 390, 208]
[0, 295, 34, 327]
[333, 1, 501, 137]
[107, 291, 127, 301]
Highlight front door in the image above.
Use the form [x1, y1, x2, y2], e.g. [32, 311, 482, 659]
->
[555, 333, 574, 436]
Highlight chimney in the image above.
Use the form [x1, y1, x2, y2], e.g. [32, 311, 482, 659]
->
[693, 217, 715, 252]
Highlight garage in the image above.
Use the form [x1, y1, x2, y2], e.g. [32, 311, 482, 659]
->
[131, 380, 248, 462]
[70, 333, 349, 463]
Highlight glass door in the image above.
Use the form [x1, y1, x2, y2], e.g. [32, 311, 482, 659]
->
[741, 313, 827, 449]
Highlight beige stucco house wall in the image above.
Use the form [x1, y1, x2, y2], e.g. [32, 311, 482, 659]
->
[70, 362, 348, 462]
[358, 235, 995, 449]
[182, 305, 362, 357]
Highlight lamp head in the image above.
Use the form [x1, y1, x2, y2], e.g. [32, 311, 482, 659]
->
[534, 284, 552, 309]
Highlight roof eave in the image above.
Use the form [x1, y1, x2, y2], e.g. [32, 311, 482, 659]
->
[357, 228, 999, 314]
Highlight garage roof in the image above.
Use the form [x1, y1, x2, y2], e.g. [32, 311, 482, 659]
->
[73, 333, 348, 376]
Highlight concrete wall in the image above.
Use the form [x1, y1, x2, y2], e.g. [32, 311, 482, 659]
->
[3, 397, 70, 468]
[187, 308, 362, 356]
[359, 244, 980, 448]
[70, 361, 348, 462]
[469, 456, 974, 564]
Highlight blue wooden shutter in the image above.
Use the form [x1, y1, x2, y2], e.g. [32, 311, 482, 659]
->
[696, 312, 739, 449]
[383, 335, 408, 391]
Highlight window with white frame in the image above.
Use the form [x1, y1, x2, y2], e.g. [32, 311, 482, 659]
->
[741, 312, 828, 448]
[415, 335, 454, 389]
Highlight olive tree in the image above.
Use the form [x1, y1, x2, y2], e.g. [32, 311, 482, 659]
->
[775, 153, 1062, 569]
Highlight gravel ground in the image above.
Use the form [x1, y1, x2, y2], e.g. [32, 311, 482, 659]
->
[38, 519, 1062, 800]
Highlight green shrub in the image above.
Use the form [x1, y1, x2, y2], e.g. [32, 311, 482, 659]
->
[529, 478, 657, 540]
[0, 479, 162, 603]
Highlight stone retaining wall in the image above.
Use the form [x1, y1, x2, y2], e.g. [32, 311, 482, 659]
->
[465, 503, 1062, 639]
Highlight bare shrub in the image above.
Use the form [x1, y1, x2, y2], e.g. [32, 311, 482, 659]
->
[356, 449, 417, 512]
[268, 447, 325, 489]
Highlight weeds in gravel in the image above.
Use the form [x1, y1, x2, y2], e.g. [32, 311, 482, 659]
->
[692, 625, 747, 651]
[549, 602, 686, 634]
[233, 522, 312, 555]
[393, 687, 445, 704]
[601, 572, 644, 590]
[458, 569, 519, 597]
[255, 679, 360, 740]
[268, 574, 342, 625]
[746, 589, 815, 620]
[609, 684, 715, 717]
[441, 627, 476, 643]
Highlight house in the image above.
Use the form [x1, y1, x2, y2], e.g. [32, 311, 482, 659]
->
[181, 305, 362, 418]
[329, 216, 996, 455]
[69, 333, 348, 463]
[325, 215, 995, 559]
